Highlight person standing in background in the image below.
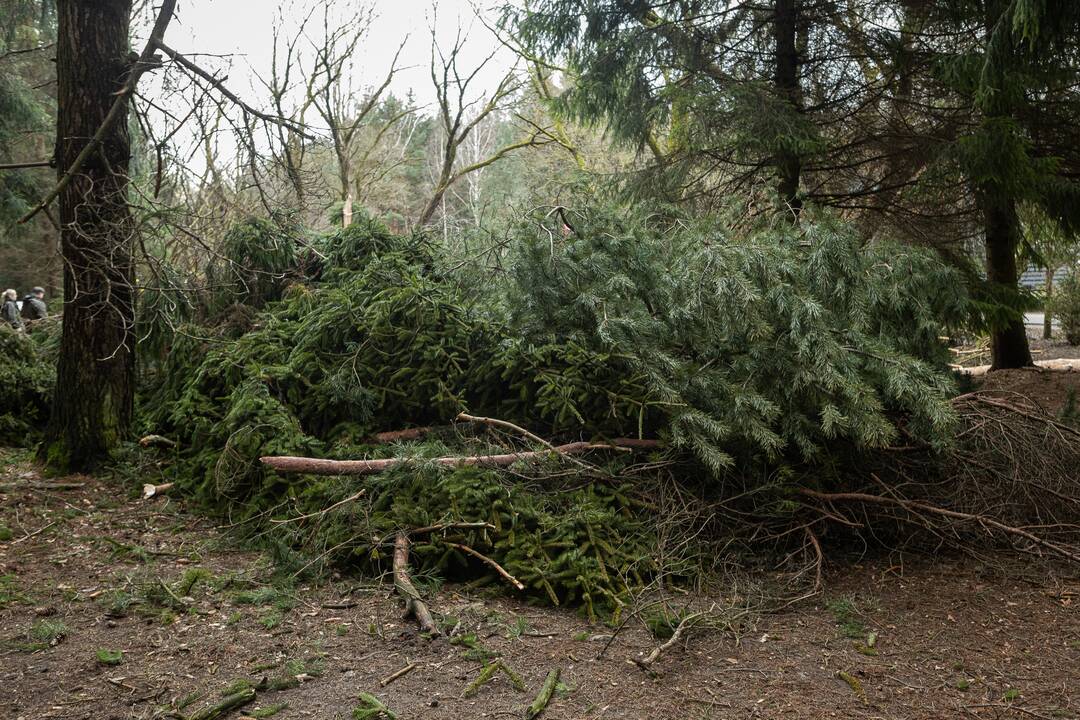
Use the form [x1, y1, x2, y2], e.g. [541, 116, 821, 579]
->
[21, 286, 47, 322]
[2, 289, 23, 330]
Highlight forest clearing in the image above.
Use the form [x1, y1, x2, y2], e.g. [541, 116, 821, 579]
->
[4, 0, 1080, 718]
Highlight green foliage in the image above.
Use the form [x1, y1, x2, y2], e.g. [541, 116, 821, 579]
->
[0, 573, 28, 607]
[506, 204, 961, 472]
[204, 215, 308, 316]
[352, 693, 396, 720]
[0, 325, 54, 444]
[143, 204, 963, 613]
[96, 648, 123, 666]
[1050, 269, 1080, 345]
[29, 618, 67, 644]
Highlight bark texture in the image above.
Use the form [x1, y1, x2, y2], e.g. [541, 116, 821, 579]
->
[46, 0, 136, 470]
[773, 0, 803, 217]
[982, 195, 1034, 370]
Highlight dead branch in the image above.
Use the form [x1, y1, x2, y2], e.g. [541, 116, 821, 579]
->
[154, 40, 314, 139]
[139, 434, 177, 448]
[955, 358, 1080, 375]
[804, 526, 824, 592]
[379, 662, 416, 687]
[443, 541, 525, 591]
[184, 687, 256, 720]
[798, 487, 1080, 564]
[261, 441, 642, 475]
[0, 160, 51, 170]
[633, 607, 713, 670]
[372, 427, 435, 443]
[408, 522, 496, 536]
[19, 0, 179, 223]
[269, 489, 366, 524]
[525, 668, 561, 720]
[393, 533, 440, 636]
[142, 482, 175, 499]
[456, 412, 560, 451]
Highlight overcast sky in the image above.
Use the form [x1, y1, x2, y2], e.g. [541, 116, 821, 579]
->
[157, 0, 517, 112]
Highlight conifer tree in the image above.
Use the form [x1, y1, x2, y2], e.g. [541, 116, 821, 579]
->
[922, 0, 1080, 367]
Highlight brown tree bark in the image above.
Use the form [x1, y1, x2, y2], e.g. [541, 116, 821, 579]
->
[773, 0, 803, 219]
[1044, 267, 1054, 340]
[44, 0, 161, 470]
[981, 194, 1034, 370]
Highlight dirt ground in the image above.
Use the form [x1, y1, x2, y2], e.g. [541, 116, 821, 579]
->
[2, 444, 1078, 720]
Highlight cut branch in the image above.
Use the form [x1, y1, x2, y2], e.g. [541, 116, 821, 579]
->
[798, 487, 1080, 564]
[154, 40, 315, 139]
[633, 608, 711, 670]
[444, 541, 525, 591]
[525, 668, 561, 720]
[0, 160, 51, 170]
[393, 533, 440, 636]
[261, 441, 646, 476]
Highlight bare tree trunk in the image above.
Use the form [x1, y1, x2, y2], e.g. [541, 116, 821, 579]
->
[982, 194, 1034, 370]
[1044, 266, 1054, 340]
[44, 0, 137, 470]
[773, 0, 802, 219]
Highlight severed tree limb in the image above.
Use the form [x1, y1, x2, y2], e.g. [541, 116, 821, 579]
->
[0, 160, 51, 170]
[185, 687, 255, 720]
[525, 668, 561, 720]
[456, 412, 561, 453]
[262, 437, 658, 476]
[261, 441, 634, 476]
[443, 541, 525, 591]
[409, 521, 495, 536]
[393, 533, 440, 636]
[142, 482, 175, 499]
[19, 0, 178, 223]
[804, 525, 824, 592]
[153, 41, 314, 139]
[372, 426, 435, 443]
[954, 358, 1080, 376]
[269, 489, 366, 524]
[456, 412, 593, 469]
[379, 662, 416, 687]
[798, 488, 1080, 564]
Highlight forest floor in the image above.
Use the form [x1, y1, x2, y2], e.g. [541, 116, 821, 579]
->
[2, 371, 1080, 720]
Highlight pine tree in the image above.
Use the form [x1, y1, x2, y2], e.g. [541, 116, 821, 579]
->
[926, 0, 1080, 367]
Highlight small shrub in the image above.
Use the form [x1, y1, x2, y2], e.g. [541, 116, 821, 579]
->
[29, 618, 67, 645]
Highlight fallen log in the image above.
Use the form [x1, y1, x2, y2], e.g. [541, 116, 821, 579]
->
[261, 441, 644, 476]
[372, 426, 435, 443]
[393, 533, 440, 636]
[953, 358, 1080, 376]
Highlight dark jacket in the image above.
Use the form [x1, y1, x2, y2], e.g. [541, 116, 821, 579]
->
[2, 300, 22, 329]
[21, 295, 47, 321]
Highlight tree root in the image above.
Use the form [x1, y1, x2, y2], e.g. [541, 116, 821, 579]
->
[393, 533, 440, 636]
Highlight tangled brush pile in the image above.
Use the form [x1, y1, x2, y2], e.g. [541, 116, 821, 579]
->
[136, 203, 982, 611]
